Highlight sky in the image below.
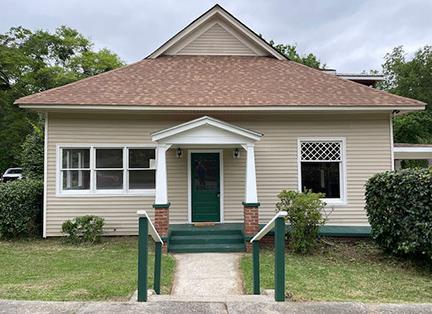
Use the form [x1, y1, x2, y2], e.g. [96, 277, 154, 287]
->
[2, 0, 432, 72]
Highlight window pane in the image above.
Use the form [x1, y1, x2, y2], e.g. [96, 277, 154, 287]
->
[96, 170, 123, 189]
[62, 170, 90, 190]
[96, 149, 123, 168]
[301, 162, 340, 198]
[129, 170, 155, 189]
[129, 149, 155, 168]
[62, 149, 90, 168]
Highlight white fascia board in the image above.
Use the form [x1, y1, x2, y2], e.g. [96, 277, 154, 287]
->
[393, 147, 432, 153]
[18, 104, 426, 112]
[152, 116, 262, 142]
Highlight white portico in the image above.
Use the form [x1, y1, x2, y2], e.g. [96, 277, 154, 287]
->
[149, 116, 262, 236]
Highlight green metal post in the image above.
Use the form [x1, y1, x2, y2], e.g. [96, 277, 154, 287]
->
[252, 240, 260, 295]
[154, 241, 162, 295]
[137, 216, 148, 302]
[274, 217, 285, 302]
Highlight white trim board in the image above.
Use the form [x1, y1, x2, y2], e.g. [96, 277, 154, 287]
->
[43, 113, 48, 238]
[187, 150, 224, 223]
[19, 104, 426, 113]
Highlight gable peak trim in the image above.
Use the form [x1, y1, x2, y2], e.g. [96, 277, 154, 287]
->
[146, 4, 286, 60]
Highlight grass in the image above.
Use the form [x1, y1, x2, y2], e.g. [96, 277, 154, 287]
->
[0, 237, 175, 301]
[241, 239, 432, 303]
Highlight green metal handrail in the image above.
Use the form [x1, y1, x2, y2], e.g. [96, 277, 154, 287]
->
[250, 211, 287, 302]
[137, 210, 163, 302]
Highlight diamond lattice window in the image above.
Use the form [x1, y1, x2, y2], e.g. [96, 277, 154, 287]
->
[300, 141, 341, 161]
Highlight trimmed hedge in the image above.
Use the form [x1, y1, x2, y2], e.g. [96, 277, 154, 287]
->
[365, 168, 432, 260]
[0, 179, 43, 238]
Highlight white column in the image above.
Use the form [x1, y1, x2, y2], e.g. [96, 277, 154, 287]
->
[245, 144, 258, 204]
[154, 144, 171, 205]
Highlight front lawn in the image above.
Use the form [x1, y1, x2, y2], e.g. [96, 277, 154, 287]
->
[241, 239, 432, 303]
[0, 237, 175, 301]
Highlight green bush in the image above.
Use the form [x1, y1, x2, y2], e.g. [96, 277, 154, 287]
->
[365, 168, 432, 261]
[62, 215, 104, 244]
[0, 179, 43, 238]
[276, 190, 326, 254]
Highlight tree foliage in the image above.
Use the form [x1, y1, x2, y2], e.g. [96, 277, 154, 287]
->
[20, 122, 44, 180]
[0, 26, 124, 173]
[270, 41, 324, 69]
[381, 46, 432, 144]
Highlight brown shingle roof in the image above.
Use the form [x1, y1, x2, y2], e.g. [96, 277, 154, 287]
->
[15, 56, 425, 108]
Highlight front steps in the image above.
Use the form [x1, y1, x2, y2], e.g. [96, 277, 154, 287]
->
[168, 226, 245, 253]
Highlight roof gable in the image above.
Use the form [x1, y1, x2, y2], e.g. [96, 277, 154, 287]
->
[148, 4, 286, 60]
[152, 116, 263, 144]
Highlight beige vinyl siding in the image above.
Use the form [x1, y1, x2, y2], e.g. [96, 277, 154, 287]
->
[45, 112, 391, 236]
[177, 23, 257, 56]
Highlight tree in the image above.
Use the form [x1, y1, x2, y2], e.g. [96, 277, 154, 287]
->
[270, 41, 324, 69]
[20, 122, 44, 180]
[0, 26, 124, 173]
[381, 46, 432, 144]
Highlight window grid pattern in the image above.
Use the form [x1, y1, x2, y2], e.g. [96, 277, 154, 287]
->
[300, 141, 341, 161]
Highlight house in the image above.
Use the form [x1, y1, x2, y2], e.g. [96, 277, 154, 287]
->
[15, 5, 425, 252]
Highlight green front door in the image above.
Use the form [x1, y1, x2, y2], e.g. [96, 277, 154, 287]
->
[191, 152, 220, 222]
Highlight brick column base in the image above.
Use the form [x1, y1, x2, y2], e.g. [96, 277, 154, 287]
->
[243, 202, 260, 252]
[153, 203, 170, 238]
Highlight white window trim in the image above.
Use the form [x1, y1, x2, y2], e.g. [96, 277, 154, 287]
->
[56, 144, 156, 197]
[297, 137, 347, 206]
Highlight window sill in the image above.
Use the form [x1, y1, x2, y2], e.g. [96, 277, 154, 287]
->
[323, 199, 347, 207]
[56, 190, 155, 198]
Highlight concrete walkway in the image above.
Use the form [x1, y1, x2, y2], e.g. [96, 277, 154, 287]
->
[171, 253, 243, 296]
[2, 299, 432, 314]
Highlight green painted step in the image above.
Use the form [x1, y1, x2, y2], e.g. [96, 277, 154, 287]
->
[169, 243, 245, 253]
[171, 229, 241, 236]
[170, 234, 244, 245]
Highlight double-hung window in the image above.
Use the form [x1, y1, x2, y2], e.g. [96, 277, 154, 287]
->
[298, 139, 346, 204]
[58, 146, 156, 195]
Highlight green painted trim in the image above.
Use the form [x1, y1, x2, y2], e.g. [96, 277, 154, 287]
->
[152, 203, 171, 209]
[252, 241, 260, 295]
[242, 202, 261, 207]
[137, 216, 148, 302]
[257, 224, 371, 237]
[153, 242, 162, 295]
[274, 217, 285, 302]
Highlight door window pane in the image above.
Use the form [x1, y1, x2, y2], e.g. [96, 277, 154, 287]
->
[301, 162, 340, 198]
[96, 149, 123, 168]
[129, 170, 155, 189]
[62, 170, 90, 190]
[96, 170, 123, 189]
[62, 149, 90, 168]
[129, 149, 155, 168]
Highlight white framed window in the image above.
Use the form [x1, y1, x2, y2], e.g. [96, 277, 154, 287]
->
[57, 145, 156, 196]
[297, 138, 346, 205]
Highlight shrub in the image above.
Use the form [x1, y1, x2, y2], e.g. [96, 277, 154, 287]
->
[276, 190, 326, 254]
[0, 179, 43, 238]
[62, 215, 104, 244]
[365, 168, 432, 261]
